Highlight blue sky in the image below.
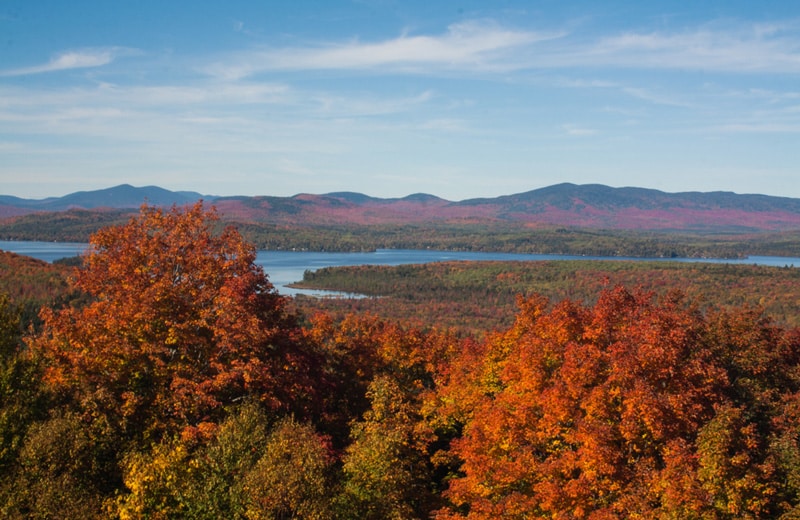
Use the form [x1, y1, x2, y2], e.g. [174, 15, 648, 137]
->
[1, 1, 798, 200]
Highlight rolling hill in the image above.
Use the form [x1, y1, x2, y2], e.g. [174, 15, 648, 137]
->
[3, 183, 800, 233]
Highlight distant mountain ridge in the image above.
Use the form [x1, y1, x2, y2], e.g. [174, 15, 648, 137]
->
[3, 182, 800, 232]
[0, 184, 206, 217]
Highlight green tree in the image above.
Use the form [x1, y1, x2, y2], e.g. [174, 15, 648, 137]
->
[243, 416, 334, 519]
[115, 401, 271, 519]
[338, 375, 434, 519]
[115, 402, 336, 520]
[2, 413, 112, 519]
[0, 293, 57, 515]
[0, 292, 31, 470]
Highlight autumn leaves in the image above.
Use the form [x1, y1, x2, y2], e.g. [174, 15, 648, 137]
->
[3, 203, 800, 518]
[438, 289, 800, 518]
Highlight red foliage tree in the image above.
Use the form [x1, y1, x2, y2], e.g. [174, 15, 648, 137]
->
[437, 287, 800, 518]
[30, 203, 318, 442]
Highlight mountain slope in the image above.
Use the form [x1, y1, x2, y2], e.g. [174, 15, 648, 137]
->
[451, 183, 800, 231]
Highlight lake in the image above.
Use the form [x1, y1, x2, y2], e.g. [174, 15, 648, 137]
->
[2, 240, 799, 297]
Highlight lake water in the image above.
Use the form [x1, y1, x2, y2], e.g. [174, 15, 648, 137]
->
[2, 240, 799, 297]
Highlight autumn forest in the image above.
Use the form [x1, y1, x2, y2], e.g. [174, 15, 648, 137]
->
[2, 203, 800, 519]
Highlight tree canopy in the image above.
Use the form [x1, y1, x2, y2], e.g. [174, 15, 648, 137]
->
[435, 288, 800, 518]
[30, 203, 319, 443]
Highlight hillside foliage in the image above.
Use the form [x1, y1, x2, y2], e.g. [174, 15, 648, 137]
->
[1, 203, 800, 518]
[0, 251, 84, 328]
[294, 259, 800, 335]
[6, 208, 800, 258]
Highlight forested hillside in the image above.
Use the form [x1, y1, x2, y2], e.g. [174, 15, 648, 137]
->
[6, 209, 800, 259]
[1, 203, 800, 518]
[0, 251, 83, 327]
[293, 259, 800, 334]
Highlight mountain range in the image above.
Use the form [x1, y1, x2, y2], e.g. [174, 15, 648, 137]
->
[3, 183, 800, 233]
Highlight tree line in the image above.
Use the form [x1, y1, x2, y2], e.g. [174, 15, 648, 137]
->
[294, 259, 800, 334]
[5, 207, 800, 258]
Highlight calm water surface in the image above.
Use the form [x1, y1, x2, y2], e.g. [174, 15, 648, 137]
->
[2, 240, 799, 297]
[0, 240, 88, 263]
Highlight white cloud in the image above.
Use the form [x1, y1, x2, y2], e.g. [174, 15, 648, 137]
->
[202, 19, 800, 81]
[0, 48, 133, 77]
[310, 90, 434, 117]
[553, 77, 620, 89]
[419, 118, 469, 132]
[562, 124, 597, 136]
[276, 158, 316, 177]
[204, 21, 562, 79]
[718, 123, 800, 133]
[0, 79, 439, 151]
[580, 23, 800, 73]
[0, 141, 25, 152]
[745, 88, 800, 103]
[620, 87, 694, 108]
[98, 82, 292, 106]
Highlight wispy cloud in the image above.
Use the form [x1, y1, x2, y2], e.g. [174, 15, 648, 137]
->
[275, 157, 316, 177]
[578, 22, 800, 73]
[620, 87, 694, 108]
[95, 82, 291, 106]
[745, 88, 800, 103]
[204, 21, 562, 79]
[202, 19, 800, 81]
[0, 80, 431, 149]
[718, 123, 800, 133]
[310, 90, 434, 117]
[419, 118, 470, 133]
[0, 48, 135, 77]
[562, 124, 597, 136]
[0, 141, 25, 152]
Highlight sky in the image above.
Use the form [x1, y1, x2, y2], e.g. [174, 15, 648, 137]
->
[1, 0, 799, 201]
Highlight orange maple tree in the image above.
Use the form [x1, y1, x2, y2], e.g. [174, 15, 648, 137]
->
[436, 287, 800, 519]
[30, 203, 319, 442]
